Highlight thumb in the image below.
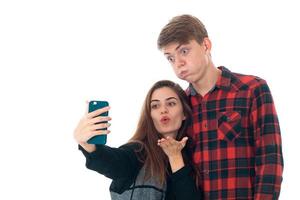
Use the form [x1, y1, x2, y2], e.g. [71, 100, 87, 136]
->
[85, 100, 90, 115]
[180, 137, 188, 148]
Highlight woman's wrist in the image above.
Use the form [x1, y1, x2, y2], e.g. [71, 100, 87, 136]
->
[79, 142, 96, 153]
[168, 154, 185, 173]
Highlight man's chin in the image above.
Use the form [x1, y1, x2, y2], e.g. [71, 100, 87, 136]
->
[178, 76, 192, 83]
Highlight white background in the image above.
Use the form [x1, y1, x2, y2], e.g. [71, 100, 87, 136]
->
[0, 0, 299, 199]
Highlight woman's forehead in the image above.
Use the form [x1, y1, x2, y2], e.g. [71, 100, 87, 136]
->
[151, 87, 179, 101]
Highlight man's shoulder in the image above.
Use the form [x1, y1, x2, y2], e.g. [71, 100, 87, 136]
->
[230, 70, 267, 91]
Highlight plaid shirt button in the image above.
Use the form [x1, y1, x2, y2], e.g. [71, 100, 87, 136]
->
[205, 192, 210, 198]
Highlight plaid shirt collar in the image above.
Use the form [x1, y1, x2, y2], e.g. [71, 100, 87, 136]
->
[188, 66, 237, 96]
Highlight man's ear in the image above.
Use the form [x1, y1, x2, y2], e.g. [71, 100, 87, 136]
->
[203, 37, 212, 52]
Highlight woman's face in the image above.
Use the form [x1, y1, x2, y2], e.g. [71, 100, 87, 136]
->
[150, 87, 186, 138]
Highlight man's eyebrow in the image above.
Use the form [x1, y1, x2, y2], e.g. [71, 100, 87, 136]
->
[164, 44, 182, 55]
[175, 44, 182, 51]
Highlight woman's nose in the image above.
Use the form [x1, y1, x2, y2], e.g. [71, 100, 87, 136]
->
[160, 105, 168, 114]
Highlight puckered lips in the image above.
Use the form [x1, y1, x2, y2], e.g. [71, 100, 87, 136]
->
[178, 70, 189, 79]
[160, 116, 170, 124]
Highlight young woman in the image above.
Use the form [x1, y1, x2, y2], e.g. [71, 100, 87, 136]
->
[74, 80, 202, 200]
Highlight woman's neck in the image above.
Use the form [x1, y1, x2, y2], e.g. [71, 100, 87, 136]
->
[163, 132, 177, 139]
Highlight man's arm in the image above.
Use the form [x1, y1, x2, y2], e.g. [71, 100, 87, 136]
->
[250, 79, 283, 199]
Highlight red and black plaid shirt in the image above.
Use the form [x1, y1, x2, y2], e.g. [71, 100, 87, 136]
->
[187, 66, 283, 200]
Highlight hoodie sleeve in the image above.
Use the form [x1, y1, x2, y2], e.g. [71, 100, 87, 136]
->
[78, 142, 143, 180]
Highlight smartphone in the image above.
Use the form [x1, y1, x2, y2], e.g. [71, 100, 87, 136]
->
[87, 100, 109, 145]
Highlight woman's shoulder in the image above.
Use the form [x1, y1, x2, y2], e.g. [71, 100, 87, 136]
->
[119, 141, 146, 163]
[119, 141, 144, 152]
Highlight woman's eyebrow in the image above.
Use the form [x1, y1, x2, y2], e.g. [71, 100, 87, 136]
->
[166, 97, 178, 101]
[151, 97, 178, 103]
[150, 99, 160, 103]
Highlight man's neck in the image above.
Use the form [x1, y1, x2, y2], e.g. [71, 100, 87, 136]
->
[192, 64, 221, 97]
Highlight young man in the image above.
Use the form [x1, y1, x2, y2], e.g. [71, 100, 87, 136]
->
[157, 14, 283, 200]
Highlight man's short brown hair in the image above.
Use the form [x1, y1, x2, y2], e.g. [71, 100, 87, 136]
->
[157, 14, 208, 49]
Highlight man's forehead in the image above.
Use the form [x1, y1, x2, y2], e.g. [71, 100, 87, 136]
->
[162, 43, 182, 54]
[162, 41, 191, 54]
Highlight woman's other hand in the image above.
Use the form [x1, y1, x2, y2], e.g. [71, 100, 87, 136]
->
[157, 136, 188, 172]
[157, 136, 188, 157]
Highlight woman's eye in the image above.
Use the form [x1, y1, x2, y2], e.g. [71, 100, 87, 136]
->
[168, 102, 176, 106]
[151, 104, 159, 109]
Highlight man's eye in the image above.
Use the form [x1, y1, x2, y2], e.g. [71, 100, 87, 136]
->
[167, 56, 175, 63]
[181, 48, 189, 55]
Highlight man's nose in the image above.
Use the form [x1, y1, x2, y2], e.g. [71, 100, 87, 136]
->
[175, 56, 185, 69]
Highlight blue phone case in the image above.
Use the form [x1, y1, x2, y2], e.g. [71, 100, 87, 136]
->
[87, 101, 109, 145]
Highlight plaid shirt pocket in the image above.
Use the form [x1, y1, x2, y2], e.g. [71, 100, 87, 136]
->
[217, 111, 241, 142]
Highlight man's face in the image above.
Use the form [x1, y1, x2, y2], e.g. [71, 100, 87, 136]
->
[162, 39, 211, 84]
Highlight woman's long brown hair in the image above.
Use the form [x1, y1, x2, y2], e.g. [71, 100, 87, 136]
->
[129, 80, 194, 186]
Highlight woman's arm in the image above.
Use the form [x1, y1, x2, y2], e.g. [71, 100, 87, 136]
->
[79, 142, 143, 180]
[167, 154, 185, 173]
[158, 137, 203, 199]
[74, 104, 143, 180]
[157, 136, 188, 172]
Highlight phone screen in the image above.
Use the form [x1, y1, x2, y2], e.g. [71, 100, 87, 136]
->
[87, 100, 109, 145]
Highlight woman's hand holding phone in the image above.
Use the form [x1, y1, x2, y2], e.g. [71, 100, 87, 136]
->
[74, 103, 111, 153]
